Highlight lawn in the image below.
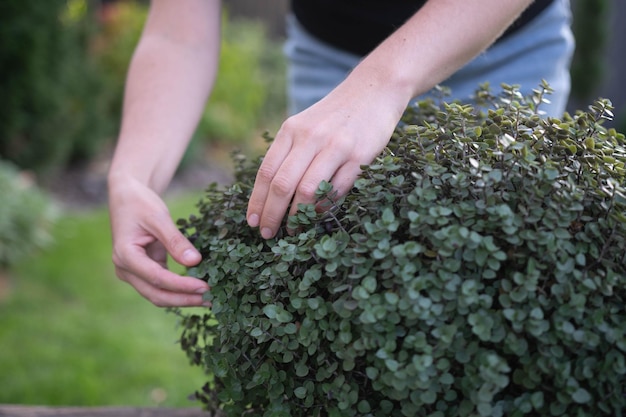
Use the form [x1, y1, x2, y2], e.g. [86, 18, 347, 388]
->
[0, 193, 210, 407]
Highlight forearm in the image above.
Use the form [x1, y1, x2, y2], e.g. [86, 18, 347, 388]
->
[347, 0, 534, 115]
[108, 0, 221, 195]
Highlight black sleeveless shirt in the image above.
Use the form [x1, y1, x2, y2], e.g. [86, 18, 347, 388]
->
[291, 0, 554, 56]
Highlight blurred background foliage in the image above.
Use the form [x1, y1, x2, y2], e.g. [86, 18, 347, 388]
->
[0, 163, 57, 270]
[0, 0, 623, 409]
[0, 0, 286, 178]
[0, 0, 620, 182]
[0, 0, 114, 179]
[0, 0, 287, 408]
[568, 0, 625, 132]
[569, 0, 609, 100]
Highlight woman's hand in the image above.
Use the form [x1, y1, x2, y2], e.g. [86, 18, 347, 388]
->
[246, 67, 409, 238]
[108, 176, 209, 307]
[106, 0, 220, 306]
[246, 0, 532, 239]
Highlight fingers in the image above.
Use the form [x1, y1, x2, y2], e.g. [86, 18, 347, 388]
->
[145, 210, 202, 267]
[247, 133, 301, 238]
[246, 79, 401, 239]
[248, 138, 361, 238]
[287, 150, 350, 217]
[118, 268, 208, 308]
[117, 267, 208, 307]
[247, 125, 347, 238]
[319, 160, 363, 204]
[109, 180, 209, 307]
[249, 149, 336, 239]
[113, 241, 209, 307]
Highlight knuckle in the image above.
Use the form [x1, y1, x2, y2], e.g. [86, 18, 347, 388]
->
[262, 214, 284, 230]
[112, 252, 131, 282]
[167, 234, 186, 253]
[145, 207, 169, 225]
[114, 266, 129, 283]
[256, 164, 276, 183]
[279, 115, 304, 134]
[335, 137, 358, 156]
[111, 243, 127, 266]
[297, 180, 320, 201]
[112, 252, 123, 269]
[150, 271, 166, 290]
[270, 174, 295, 198]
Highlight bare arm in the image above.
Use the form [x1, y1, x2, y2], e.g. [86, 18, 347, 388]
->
[247, 0, 533, 238]
[360, 0, 534, 102]
[109, 0, 220, 192]
[108, 0, 221, 306]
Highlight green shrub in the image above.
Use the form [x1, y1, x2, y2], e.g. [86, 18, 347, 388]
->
[0, 161, 56, 269]
[175, 84, 626, 416]
[0, 0, 114, 177]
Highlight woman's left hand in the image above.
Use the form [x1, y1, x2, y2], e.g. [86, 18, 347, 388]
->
[246, 68, 408, 239]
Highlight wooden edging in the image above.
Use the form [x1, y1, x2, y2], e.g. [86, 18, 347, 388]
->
[0, 405, 214, 417]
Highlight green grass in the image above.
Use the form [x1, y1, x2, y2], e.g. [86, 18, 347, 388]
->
[0, 193, 209, 407]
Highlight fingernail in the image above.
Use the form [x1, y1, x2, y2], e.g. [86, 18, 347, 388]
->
[195, 287, 209, 294]
[248, 213, 259, 227]
[261, 227, 274, 239]
[183, 249, 198, 263]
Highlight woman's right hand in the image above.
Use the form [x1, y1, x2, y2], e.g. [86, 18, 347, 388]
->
[108, 176, 209, 307]
[105, 0, 221, 306]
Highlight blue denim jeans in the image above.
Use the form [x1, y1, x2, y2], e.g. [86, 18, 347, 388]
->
[284, 0, 574, 117]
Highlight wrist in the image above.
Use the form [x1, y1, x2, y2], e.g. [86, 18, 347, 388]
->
[107, 167, 165, 200]
[347, 61, 414, 120]
[107, 142, 178, 196]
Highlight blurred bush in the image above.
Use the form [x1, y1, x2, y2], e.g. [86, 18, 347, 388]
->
[618, 108, 626, 138]
[93, 0, 148, 132]
[570, 0, 610, 100]
[195, 13, 287, 146]
[94, 2, 286, 168]
[0, 0, 286, 178]
[0, 0, 115, 179]
[0, 160, 56, 270]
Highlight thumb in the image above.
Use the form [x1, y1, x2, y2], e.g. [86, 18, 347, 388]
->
[156, 221, 202, 267]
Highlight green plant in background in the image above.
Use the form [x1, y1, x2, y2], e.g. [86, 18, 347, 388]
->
[95, 0, 149, 129]
[0, 0, 115, 178]
[0, 161, 56, 270]
[182, 14, 286, 169]
[618, 108, 626, 141]
[96, 2, 286, 168]
[0, 0, 285, 178]
[194, 14, 286, 146]
[570, 0, 610, 100]
[175, 83, 626, 416]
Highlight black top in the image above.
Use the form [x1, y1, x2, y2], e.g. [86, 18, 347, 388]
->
[291, 0, 555, 56]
